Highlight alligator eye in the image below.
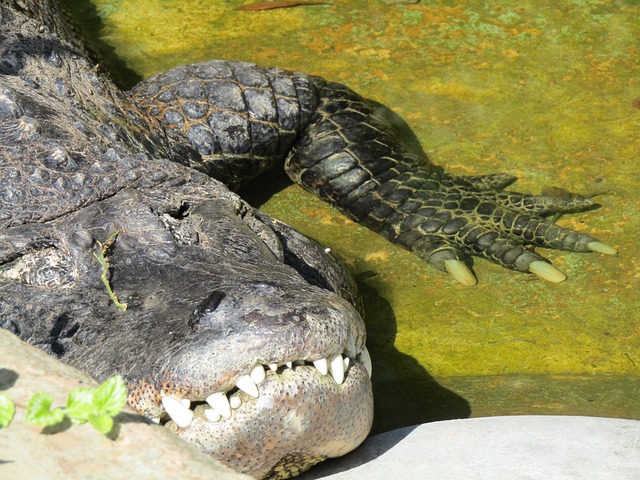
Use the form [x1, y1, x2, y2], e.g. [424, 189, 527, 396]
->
[189, 290, 225, 329]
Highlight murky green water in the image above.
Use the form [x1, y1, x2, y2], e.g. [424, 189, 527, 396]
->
[66, 0, 640, 433]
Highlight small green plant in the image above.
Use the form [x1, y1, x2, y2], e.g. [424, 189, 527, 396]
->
[0, 375, 127, 435]
[94, 230, 128, 310]
[0, 394, 15, 428]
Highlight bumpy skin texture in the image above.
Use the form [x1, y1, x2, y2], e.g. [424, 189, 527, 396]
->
[133, 62, 611, 283]
[1, 2, 371, 478]
[0, 0, 614, 478]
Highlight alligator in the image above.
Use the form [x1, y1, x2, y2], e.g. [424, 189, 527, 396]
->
[0, 0, 616, 479]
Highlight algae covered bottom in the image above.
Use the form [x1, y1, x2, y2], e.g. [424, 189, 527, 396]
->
[70, 0, 640, 430]
[1, 0, 637, 479]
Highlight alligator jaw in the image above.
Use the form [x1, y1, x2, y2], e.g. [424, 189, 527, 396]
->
[164, 361, 373, 479]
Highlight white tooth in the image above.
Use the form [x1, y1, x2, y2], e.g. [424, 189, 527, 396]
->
[161, 396, 194, 428]
[360, 346, 373, 379]
[180, 398, 191, 408]
[204, 408, 221, 423]
[250, 364, 267, 384]
[236, 374, 259, 398]
[286, 361, 293, 369]
[329, 353, 345, 385]
[206, 392, 231, 419]
[151, 417, 161, 424]
[343, 356, 350, 370]
[230, 396, 242, 409]
[313, 358, 329, 375]
[346, 338, 357, 358]
[269, 363, 278, 371]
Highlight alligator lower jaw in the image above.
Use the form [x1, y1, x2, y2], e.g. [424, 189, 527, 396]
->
[160, 350, 373, 479]
[152, 347, 372, 428]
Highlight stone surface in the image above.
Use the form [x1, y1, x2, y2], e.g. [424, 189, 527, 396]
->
[301, 416, 640, 480]
[0, 329, 249, 480]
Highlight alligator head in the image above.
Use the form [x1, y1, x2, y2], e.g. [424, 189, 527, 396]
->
[0, 182, 373, 478]
[0, 3, 373, 473]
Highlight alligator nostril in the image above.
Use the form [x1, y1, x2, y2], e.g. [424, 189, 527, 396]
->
[189, 290, 226, 328]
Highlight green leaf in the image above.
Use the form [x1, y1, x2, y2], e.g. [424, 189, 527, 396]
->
[26, 392, 65, 427]
[93, 375, 127, 417]
[65, 387, 95, 424]
[0, 394, 15, 428]
[88, 413, 114, 434]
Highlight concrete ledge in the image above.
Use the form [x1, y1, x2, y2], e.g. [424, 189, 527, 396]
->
[0, 329, 249, 480]
[303, 415, 640, 479]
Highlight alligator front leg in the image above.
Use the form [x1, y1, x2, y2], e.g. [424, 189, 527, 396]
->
[286, 81, 617, 285]
[132, 61, 616, 284]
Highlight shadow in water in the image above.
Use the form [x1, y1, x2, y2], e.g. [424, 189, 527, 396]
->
[239, 168, 294, 206]
[359, 281, 470, 434]
[61, 0, 142, 89]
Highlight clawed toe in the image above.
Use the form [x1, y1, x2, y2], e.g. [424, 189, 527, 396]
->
[528, 261, 567, 283]
[443, 259, 477, 286]
[587, 241, 617, 255]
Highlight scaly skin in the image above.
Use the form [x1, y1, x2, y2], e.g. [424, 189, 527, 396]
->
[1, 0, 616, 478]
[133, 63, 616, 285]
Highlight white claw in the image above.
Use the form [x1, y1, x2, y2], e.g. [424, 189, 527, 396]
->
[268, 363, 278, 371]
[329, 353, 345, 385]
[444, 259, 477, 286]
[161, 396, 194, 428]
[587, 241, 617, 255]
[313, 358, 329, 375]
[206, 392, 232, 419]
[236, 374, 260, 398]
[230, 396, 242, 409]
[359, 346, 373, 379]
[204, 408, 221, 423]
[529, 261, 566, 283]
[250, 364, 267, 384]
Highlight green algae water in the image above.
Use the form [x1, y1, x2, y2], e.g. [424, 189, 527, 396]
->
[66, 0, 640, 433]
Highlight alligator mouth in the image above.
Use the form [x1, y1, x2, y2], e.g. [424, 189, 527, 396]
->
[154, 347, 372, 428]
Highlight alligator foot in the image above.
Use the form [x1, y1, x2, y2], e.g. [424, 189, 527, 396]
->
[410, 173, 617, 285]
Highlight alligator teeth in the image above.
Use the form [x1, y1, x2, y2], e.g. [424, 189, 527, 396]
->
[206, 392, 232, 419]
[230, 396, 242, 409]
[359, 346, 373, 378]
[204, 408, 221, 423]
[268, 363, 278, 371]
[343, 356, 350, 370]
[313, 358, 329, 375]
[151, 417, 161, 424]
[329, 353, 345, 385]
[285, 361, 293, 369]
[236, 374, 259, 398]
[161, 396, 194, 428]
[250, 364, 267, 384]
[180, 398, 191, 408]
[346, 338, 357, 358]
